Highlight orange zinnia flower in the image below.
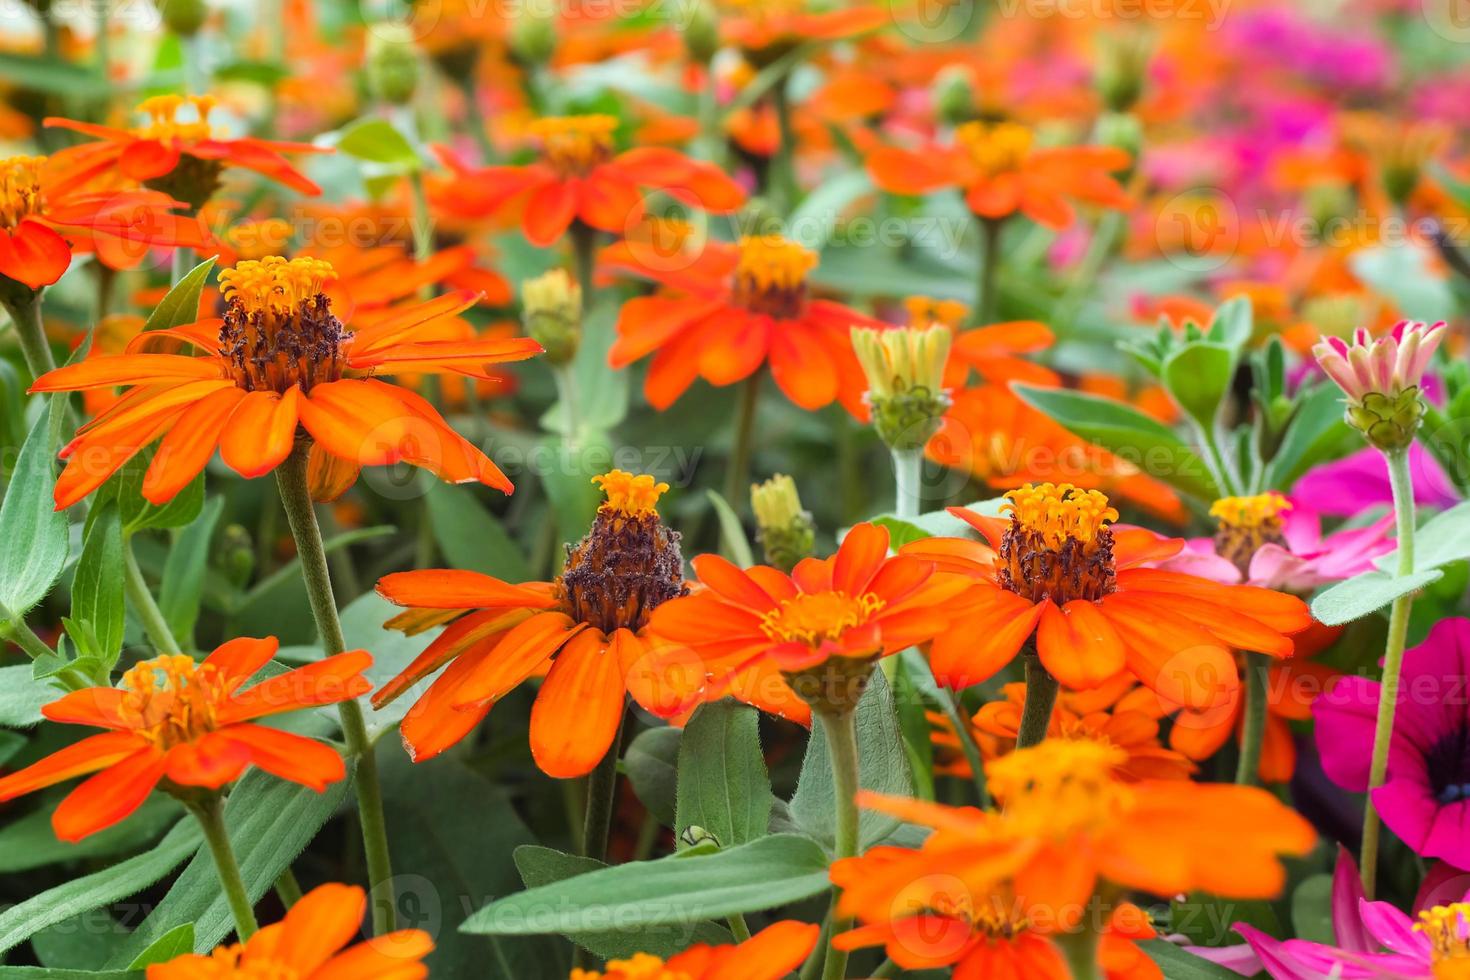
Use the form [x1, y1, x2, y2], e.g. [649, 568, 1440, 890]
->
[926, 483, 1311, 711]
[46, 94, 327, 208]
[30, 255, 541, 509]
[718, 0, 888, 61]
[569, 921, 818, 980]
[148, 883, 432, 980]
[647, 522, 975, 723]
[604, 234, 881, 414]
[432, 114, 745, 247]
[0, 154, 207, 290]
[867, 121, 1130, 229]
[832, 858, 1161, 980]
[841, 740, 1316, 926]
[374, 472, 695, 777]
[933, 676, 1197, 783]
[0, 638, 370, 841]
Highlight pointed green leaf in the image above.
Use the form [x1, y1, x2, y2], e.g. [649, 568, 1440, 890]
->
[674, 700, 772, 850]
[338, 119, 420, 169]
[1312, 568, 1443, 626]
[72, 502, 125, 666]
[0, 405, 68, 623]
[143, 257, 216, 333]
[125, 924, 193, 970]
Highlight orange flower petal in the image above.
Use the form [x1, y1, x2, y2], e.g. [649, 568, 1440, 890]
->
[529, 629, 625, 778]
[0, 730, 147, 800]
[141, 385, 246, 504]
[1036, 599, 1126, 690]
[219, 387, 302, 479]
[219, 650, 373, 724]
[451, 611, 579, 707]
[52, 745, 166, 841]
[271, 883, 365, 972]
[217, 724, 346, 793]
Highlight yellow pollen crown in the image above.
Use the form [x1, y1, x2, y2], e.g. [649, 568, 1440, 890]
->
[570, 952, 693, 980]
[135, 94, 218, 142]
[955, 120, 1034, 177]
[225, 219, 294, 263]
[1003, 483, 1118, 549]
[220, 256, 337, 314]
[0, 156, 44, 229]
[1419, 904, 1470, 968]
[986, 738, 1132, 838]
[736, 234, 818, 294]
[904, 295, 969, 330]
[593, 470, 668, 517]
[119, 654, 223, 750]
[1210, 493, 1291, 530]
[530, 114, 618, 170]
[760, 591, 885, 646]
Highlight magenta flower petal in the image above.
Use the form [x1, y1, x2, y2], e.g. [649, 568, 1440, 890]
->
[1313, 675, 1381, 792]
[1357, 898, 1432, 959]
[1331, 846, 1374, 954]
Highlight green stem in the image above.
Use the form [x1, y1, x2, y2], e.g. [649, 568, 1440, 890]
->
[697, 64, 723, 166]
[275, 443, 397, 934]
[871, 958, 901, 979]
[1016, 651, 1059, 749]
[726, 914, 752, 942]
[274, 867, 304, 908]
[124, 542, 181, 653]
[1055, 209, 1123, 324]
[817, 708, 861, 980]
[973, 216, 1003, 326]
[1058, 918, 1102, 980]
[723, 374, 761, 511]
[937, 687, 989, 806]
[459, 74, 497, 163]
[770, 77, 799, 213]
[552, 363, 581, 450]
[0, 606, 89, 690]
[891, 447, 923, 519]
[571, 222, 598, 306]
[2, 293, 58, 379]
[191, 796, 259, 941]
[581, 713, 626, 863]
[1235, 652, 1269, 786]
[1361, 446, 1418, 899]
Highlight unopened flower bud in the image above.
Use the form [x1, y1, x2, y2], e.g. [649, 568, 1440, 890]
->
[681, 0, 720, 64]
[217, 524, 255, 589]
[751, 474, 815, 573]
[1095, 31, 1151, 113]
[161, 0, 208, 37]
[367, 23, 420, 106]
[1313, 319, 1447, 452]
[510, 10, 558, 67]
[933, 66, 976, 127]
[852, 324, 953, 451]
[522, 269, 582, 366]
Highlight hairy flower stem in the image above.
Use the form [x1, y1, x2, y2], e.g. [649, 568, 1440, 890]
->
[1235, 652, 1270, 786]
[723, 374, 761, 512]
[1361, 446, 1418, 899]
[1016, 651, 1060, 749]
[276, 443, 398, 934]
[891, 447, 923, 519]
[124, 543, 182, 653]
[571, 714, 627, 972]
[973, 216, 1004, 326]
[818, 707, 861, 980]
[2, 293, 58, 380]
[191, 796, 259, 941]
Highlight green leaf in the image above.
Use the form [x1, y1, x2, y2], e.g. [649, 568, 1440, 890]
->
[1291, 873, 1335, 946]
[0, 970, 142, 979]
[1012, 384, 1221, 501]
[0, 52, 109, 98]
[868, 500, 1002, 548]
[211, 60, 290, 87]
[1374, 500, 1470, 576]
[0, 405, 69, 624]
[113, 456, 205, 535]
[143, 257, 216, 334]
[1312, 569, 1443, 626]
[0, 820, 203, 957]
[705, 490, 755, 568]
[1265, 383, 1352, 490]
[1350, 245, 1455, 323]
[109, 767, 351, 963]
[158, 496, 224, 648]
[892, 654, 936, 801]
[538, 433, 606, 544]
[0, 796, 181, 874]
[125, 924, 194, 970]
[72, 502, 125, 666]
[425, 484, 531, 581]
[463, 834, 831, 936]
[1139, 941, 1247, 979]
[337, 119, 420, 169]
[624, 726, 680, 826]
[1207, 295, 1253, 350]
[790, 669, 914, 850]
[0, 664, 53, 727]
[1163, 342, 1234, 431]
[674, 701, 772, 850]
[540, 298, 628, 436]
[513, 846, 730, 960]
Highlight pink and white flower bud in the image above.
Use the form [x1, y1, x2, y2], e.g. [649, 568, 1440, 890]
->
[1312, 320, 1446, 452]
